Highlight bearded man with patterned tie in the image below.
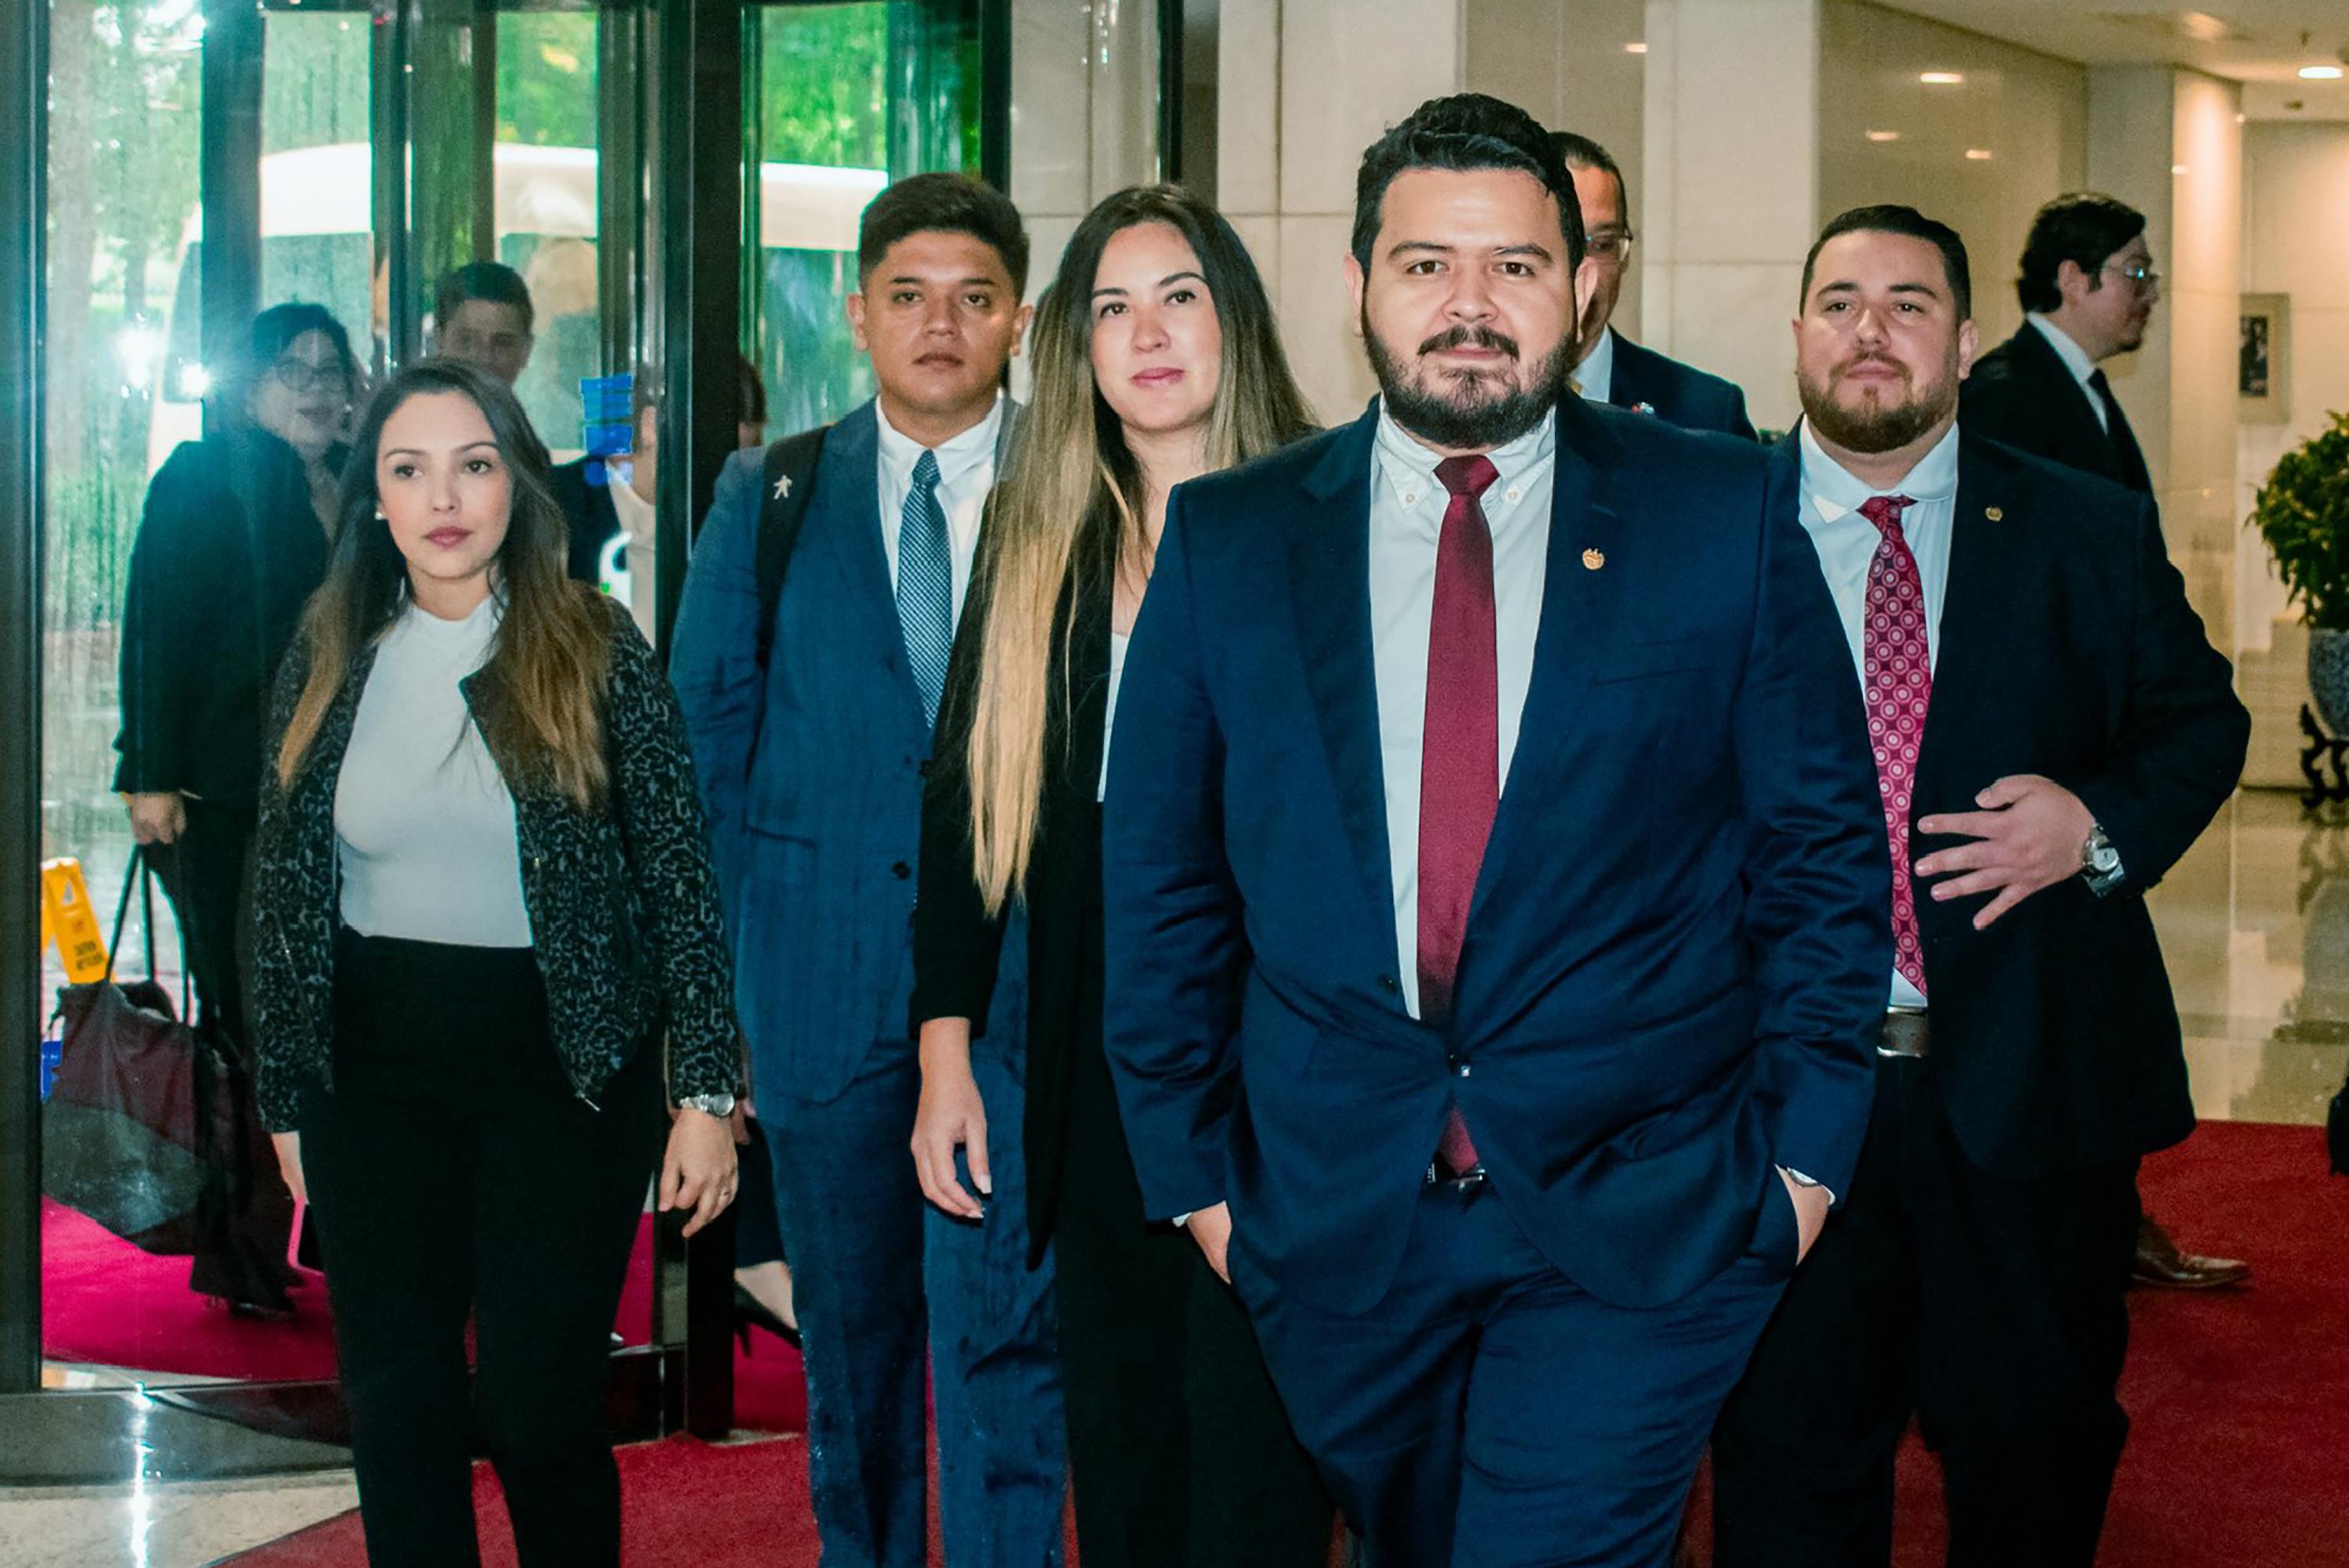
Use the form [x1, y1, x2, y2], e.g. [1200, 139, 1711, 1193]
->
[1710, 206, 2250, 1568]
[1099, 93, 1890, 1568]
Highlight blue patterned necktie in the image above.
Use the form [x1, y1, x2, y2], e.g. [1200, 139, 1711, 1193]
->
[897, 448, 954, 726]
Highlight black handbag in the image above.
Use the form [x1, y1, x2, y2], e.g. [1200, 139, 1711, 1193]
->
[41, 849, 233, 1255]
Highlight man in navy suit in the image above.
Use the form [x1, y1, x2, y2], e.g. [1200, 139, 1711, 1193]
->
[1554, 132, 1758, 439]
[1711, 207, 2247, 1568]
[1101, 94, 1890, 1567]
[669, 175, 1066, 1568]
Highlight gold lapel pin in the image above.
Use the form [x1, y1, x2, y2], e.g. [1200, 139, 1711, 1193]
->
[1983, 506, 2003, 521]
[1582, 548, 1606, 571]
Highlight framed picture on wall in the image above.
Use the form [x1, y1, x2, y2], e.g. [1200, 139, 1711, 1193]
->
[2240, 293, 2289, 424]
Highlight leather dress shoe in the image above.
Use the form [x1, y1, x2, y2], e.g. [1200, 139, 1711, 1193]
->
[2131, 1213, 2249, 1290]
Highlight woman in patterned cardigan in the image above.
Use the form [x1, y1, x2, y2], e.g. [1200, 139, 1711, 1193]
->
[251, 358, 740, 1568]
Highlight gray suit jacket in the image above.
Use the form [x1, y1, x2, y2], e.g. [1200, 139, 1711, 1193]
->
[669, 398, 1026, 1102]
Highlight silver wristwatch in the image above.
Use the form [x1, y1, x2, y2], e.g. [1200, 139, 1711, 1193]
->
[2080, 822, 2124, 898]
[677, 1092, 738, 1119]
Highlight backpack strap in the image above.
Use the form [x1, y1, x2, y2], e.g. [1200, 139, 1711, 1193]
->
[752, 425, 832, 672]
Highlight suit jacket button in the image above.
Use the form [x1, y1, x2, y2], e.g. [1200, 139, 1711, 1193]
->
[892, 861, 911, 880]
[1377, 975, 1398, 993]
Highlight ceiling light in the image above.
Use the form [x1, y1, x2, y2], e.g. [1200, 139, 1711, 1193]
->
[1965, 149, 1994, 160]
[2300, 64, 2344, 80]
[1919, 70, 1965, 85]
[1866, 130, 1901, 142]
[1624, 41, 1648, 55]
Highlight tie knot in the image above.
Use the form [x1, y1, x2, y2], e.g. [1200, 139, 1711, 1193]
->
[2087, 367, 2111, 395]
[912, 449, 941, 488]
[1858, 493, 1916, 539]
[1434, 454, 1499, 501]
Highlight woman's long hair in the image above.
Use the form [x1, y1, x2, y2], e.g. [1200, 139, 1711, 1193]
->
[273, 359, 613, 809]
[965, 185, 1316, 912]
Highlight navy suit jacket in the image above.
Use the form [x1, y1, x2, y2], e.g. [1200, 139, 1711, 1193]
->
[1102, 397, 1892, 1315]
[1607, 330, 1759, 441]
[669, 399, 1025, 1103]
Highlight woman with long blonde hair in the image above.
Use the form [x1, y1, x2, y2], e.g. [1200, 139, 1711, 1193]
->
[909, 186, 1332, 1567]
[251, 359, 740, 1568]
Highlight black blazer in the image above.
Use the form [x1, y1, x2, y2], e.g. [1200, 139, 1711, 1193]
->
[911, 528, 1117, 1265]
[1607, 330, 1759, 441]
[114, 430, 334, 813]
[1772, 430, 2247, 1179]
[549, 455, 625, 584]
[1961, 324, 2152, 496]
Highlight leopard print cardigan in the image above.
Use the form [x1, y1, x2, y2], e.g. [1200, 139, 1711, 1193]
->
[250, 595, 742, 1131]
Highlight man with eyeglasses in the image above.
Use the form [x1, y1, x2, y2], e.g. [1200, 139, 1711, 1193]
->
[1961, 193, 2160, 497]
[1961, 193, 2250, 1294]
[1554, 132, 1758, 440]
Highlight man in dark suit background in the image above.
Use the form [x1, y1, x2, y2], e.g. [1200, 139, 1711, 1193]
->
[1960, 193, 2154, 495]
[1711, 206, 2250, 1568]
[1555, 132, 1758, 439]
[1102, 93, 1890, 1567]
[1958, 192, 2248, 1292]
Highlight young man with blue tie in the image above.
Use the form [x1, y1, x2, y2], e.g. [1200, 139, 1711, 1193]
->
[668, 174, 1065, 1568]
[1710, 206, 2249, 1568]
[1100, 94, 1892, 1567]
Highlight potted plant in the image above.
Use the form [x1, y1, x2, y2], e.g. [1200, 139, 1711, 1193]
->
[2251, 409, 2349, 734]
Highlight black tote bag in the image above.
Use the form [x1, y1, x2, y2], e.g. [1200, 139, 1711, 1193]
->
[41, 849, 233, 1255]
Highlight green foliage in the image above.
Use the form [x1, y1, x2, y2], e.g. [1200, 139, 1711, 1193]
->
[2251, 410, 2349, 633]
[759, 4, 887, 169]
[496, 12, 599, 150]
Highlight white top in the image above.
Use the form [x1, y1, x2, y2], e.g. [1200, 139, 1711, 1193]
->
[604, 461, 660, 642]
[1099, 629, 1131, 803]
[875, 394, 1003, 633]
[1369, 402, 1557, 1019]
[1574, 325, 1618, 406]
[1792, 417, 1961, 1011]
[335, 595, 533, 948]
[2026, 314, 2107, 433]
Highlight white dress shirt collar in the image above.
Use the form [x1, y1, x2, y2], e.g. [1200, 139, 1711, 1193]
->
[1798, 417, 1960, 524]
[1574, 326, 1617, 406]
[2026, 314, 2109, 434]
[876, 391, 1003, 485]
[1372, 399, 1557, 522]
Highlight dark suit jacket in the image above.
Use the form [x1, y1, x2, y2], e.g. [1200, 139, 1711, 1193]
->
[911, 528, 1117, 1264]
[1961, 324, 2151, 496]
[549, 454, 624, 584]
[1102, 397, 1892, 1315]
[114, 430, 333, 813]
[1772, 430, 2247, 1178]
[1607, 330, 1759, 441]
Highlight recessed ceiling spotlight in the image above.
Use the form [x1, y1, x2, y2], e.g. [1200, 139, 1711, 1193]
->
[2300, 64, 2344, 80]
[1965, 148, 1994, 160]
[1866, 130, 1901, 142]
[1919, 70, 1965, 85]
[1624, 41, 1648, 54]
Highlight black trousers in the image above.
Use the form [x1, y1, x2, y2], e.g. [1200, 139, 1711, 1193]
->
[1048, 869, 1334, 1568]
[1712, 1057, 2141, 1568]
[303, 930, 666, 1568]
[149, 799, 296, 1303]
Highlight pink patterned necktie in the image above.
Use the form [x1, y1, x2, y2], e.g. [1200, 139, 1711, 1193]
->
[1421, 454, 1500, 1175]
[1858, 493, 1931, 997]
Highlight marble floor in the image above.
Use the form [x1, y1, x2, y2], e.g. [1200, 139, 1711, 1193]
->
[2, 787, 2340, 1567]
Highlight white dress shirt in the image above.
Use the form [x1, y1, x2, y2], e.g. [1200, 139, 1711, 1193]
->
[875, 393, 1003, 631]
[2026, 314, 2107, 433]
[336, 595, 533, 948]
[1793, 417, 1961, 1011]
[1098, 629, 1131, 803]
[1369, 402, 1557, 1020]
[1574, 325, 1618, 406]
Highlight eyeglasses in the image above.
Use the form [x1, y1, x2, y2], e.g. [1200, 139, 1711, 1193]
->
[2105, 260, 2160, 289]
[1586, 229, 1636, 265]
[268, 358, 353, 396]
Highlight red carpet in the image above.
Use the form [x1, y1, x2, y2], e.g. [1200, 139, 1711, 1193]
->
[40, 1204, 808, 1432]
[225, 1121, 2348, 1567]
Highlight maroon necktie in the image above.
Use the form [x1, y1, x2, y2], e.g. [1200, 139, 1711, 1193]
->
[1857, 493, 1931, 997]
[1420, 454, 1500, 1173]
